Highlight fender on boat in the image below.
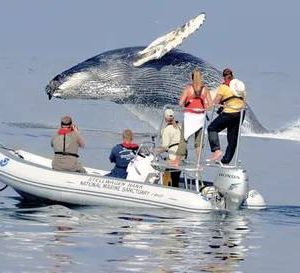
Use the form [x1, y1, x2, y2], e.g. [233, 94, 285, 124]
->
[242, 189, 266, 209]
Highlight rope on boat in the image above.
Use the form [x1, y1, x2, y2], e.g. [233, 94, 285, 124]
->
[0, 184, 8, 192]
[0, 144, 24, 159]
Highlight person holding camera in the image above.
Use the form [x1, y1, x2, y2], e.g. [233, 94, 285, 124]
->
[207, 68, 246, 164]
[51, 116, 86, 173]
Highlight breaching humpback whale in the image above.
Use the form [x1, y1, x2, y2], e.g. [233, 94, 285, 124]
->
[45, 13, 267, 133]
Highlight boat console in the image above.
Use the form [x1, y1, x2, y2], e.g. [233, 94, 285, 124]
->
[126, 104, 266, 210]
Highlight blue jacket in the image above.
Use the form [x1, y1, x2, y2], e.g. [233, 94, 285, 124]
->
[107, 143, 138, 179]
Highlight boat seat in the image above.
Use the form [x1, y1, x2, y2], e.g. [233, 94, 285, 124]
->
[126, 154, 159, 183]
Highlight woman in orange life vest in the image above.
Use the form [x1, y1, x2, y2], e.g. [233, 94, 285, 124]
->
[173, 68, 212, 164]
[208, 68, 246, 164]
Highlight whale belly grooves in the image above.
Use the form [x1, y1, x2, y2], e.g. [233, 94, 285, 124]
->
[45, 47, 268, 134]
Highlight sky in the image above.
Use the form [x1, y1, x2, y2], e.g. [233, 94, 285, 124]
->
[0, 0, 299, 129]
[1, 1, 299, 70]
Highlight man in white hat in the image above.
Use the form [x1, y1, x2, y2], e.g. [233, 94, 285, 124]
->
[160, 109, 181, 160]
[156, 108, 181, 187]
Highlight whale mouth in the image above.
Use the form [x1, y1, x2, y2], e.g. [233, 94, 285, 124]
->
[52, 92, 62, 98]
[45, 84, 54, 100]
[45, 85, 62, 100]
[45, 84, 64, 100]
[45, 77, 63, 100]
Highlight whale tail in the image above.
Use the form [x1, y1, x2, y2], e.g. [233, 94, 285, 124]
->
[133, 13, 206, 67]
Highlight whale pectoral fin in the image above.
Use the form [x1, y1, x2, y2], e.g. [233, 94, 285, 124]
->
[133, 13, 206, 67]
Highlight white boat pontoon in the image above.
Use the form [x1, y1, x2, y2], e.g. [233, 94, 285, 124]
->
[0, 106, 266, 212]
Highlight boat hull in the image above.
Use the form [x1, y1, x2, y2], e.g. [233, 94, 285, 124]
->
[0, 150, 214, 212]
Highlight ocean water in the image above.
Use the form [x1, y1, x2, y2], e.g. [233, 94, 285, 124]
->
[1, 1, 300, 272]
[1, 193, 300, 273]
[1, 87, 300, 273]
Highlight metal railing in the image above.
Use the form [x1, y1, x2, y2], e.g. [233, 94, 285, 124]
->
[158, 104, 246, 168]
[154, 104, 246, 191]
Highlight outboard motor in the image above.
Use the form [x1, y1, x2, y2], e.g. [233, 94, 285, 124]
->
[213, 167, 249, 210]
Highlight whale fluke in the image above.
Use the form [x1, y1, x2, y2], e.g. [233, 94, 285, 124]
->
[133, 13, 206, 67]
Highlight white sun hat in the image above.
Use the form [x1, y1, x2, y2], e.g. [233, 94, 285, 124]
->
[230, 79, 246, 96]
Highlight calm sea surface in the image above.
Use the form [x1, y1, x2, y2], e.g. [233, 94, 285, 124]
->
[1, 190, 299, 273]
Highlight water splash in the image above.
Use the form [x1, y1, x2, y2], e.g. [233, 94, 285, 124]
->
[243, 118, 300, 142]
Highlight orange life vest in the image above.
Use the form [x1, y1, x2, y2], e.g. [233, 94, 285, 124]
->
[184, 86, 206, 113]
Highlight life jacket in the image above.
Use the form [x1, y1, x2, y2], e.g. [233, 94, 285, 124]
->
[121, 142, 139, 151]
[220, 95, 244, 105]
[112, 142, 139, 169]
[217, 83, 245, 114]
[54, 128, 79, 158]
[184, 86, 206, 113]
[221, 80, 244, 104]
[58, 127, 73, 135]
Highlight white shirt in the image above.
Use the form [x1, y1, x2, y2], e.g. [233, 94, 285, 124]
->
[161, 123, 181, 160]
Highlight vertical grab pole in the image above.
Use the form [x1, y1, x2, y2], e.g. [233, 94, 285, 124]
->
[234, 108, 245, 166]
[196, 108, 206, 168]
[195, 107, 207, 191]
[202, 105, 216, 164]
[157, 105, 169, 148]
